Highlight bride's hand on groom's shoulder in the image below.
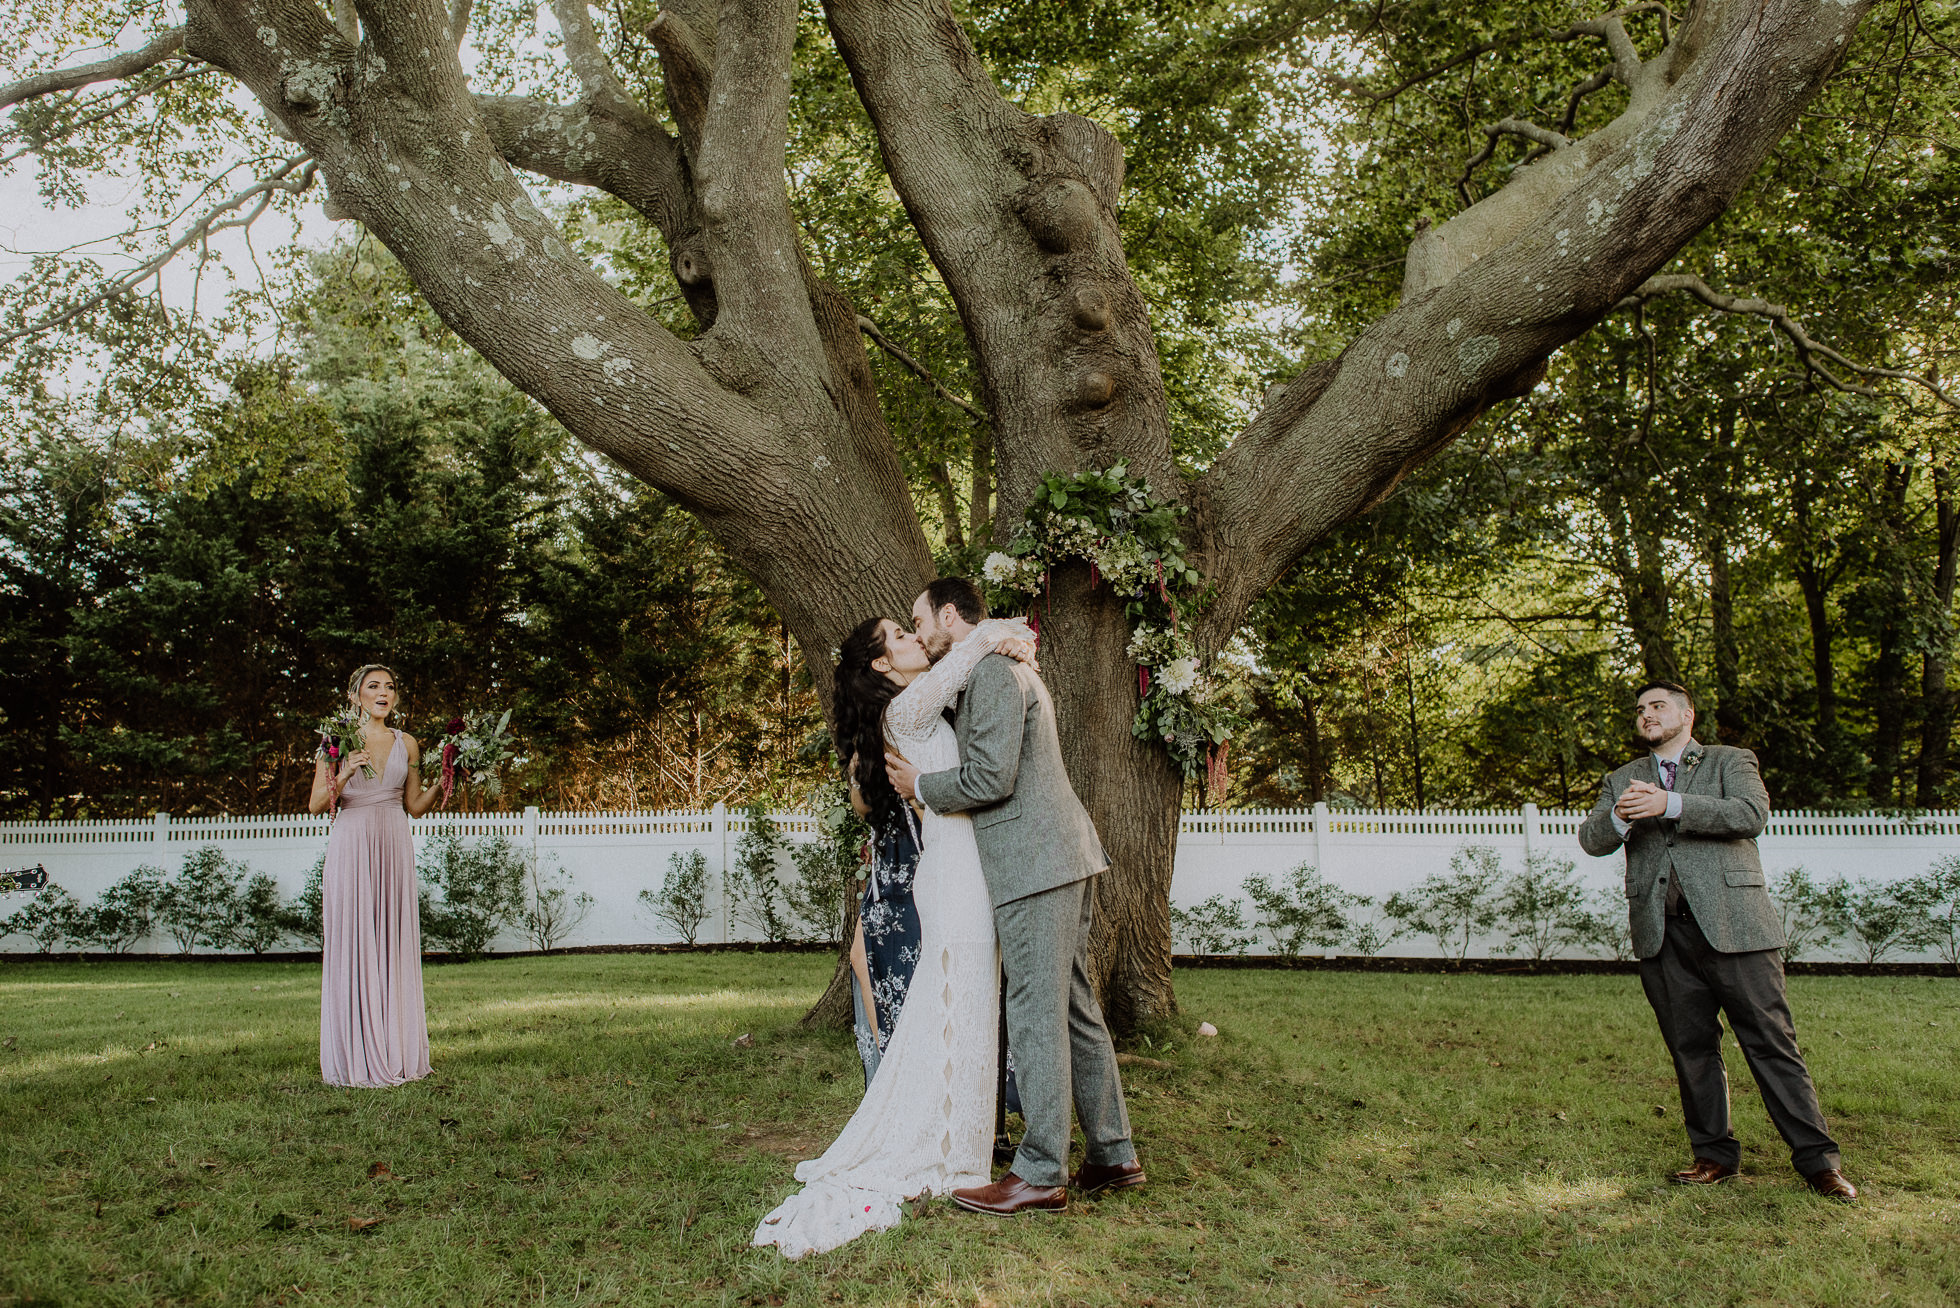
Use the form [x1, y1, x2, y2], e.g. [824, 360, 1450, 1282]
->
[998, 637, 1039, 671]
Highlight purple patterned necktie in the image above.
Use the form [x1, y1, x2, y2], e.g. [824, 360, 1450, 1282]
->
[1660, 759, 1677, 791]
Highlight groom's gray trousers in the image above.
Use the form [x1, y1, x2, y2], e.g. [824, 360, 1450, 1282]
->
[996, 876, 1135, 1187]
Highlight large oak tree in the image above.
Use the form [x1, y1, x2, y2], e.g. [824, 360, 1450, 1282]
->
[4, 0, 1878, 1027]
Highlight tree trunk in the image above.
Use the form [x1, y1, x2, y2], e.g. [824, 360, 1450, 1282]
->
[1708, 405, 1744, 745]
[1794, 559, 1839, 757]
[1604, 480, 1681, 685]
[1918, 464, 1960, 807]
[1039, 565, 1183, 1029]
[1791, 473, 1841, 761]
[1868, 464, 1913, 805]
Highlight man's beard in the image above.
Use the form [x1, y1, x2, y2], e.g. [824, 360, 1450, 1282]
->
[923, 629, 954, 664]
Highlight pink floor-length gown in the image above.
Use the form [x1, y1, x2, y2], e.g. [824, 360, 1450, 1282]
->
[320, 731, 432, 1087]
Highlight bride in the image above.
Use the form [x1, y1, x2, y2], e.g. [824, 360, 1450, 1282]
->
[752, 611, 1037, 1258]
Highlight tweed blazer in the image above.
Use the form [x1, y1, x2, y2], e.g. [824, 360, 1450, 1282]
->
[915, 653, 1107, 908]
[1578, 740, 1785, 959]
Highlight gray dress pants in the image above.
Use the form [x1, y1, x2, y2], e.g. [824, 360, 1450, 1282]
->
[1638, 912, 1841, 1175]
[994, 876, 1135, 1186]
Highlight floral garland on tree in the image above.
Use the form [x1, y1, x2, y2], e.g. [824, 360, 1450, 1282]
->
[981, 463, 1235, 795]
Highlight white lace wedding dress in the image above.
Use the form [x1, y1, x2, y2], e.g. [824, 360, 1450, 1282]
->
[752, 620, 1030, 1259]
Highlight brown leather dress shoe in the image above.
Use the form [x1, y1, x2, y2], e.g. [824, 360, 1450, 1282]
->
[1670, 1158, 1740, 1185]
[1804, 1168, 1857, 1201]
[951, 1173, 1068, 1216]
[1071, 1159, 1146, 1196]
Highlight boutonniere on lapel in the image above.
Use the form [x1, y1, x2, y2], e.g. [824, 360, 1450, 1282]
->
[1680, 748, 1703, 777]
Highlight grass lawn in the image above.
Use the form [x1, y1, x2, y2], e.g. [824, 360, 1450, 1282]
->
[1, 955, 1956, 1307]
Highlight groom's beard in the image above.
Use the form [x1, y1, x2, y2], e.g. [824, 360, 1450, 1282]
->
[923, 630, 954, 664]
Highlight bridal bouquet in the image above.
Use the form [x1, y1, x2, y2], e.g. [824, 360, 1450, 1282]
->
[316, 705, 376, 780]
[430, 708, 516, 804]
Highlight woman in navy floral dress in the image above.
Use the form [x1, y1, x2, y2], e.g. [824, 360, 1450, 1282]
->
[850, 806, 923, 1084]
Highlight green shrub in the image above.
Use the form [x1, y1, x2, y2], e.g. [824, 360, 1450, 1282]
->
[523, 858, 594, 953]
[1770, 866, 1851, 961]
[1170, 895, 1254, 955]
[156, 846, 249, 955]
[1842, 877, 1930, 963]
[1, 885, 83, 953]
[232, 872, 290, 954]
[1895, 858, 1960, 969]
[781, 784, 867, 946]
[418, 831, 528, 960]
[641, 850, 712, 945]
[1496, 853, 1594, 961]
[279, 858, 325, 949]
[1384, 846, 1504, 962]
[72, 865, 165, 954]
[726, 804, 795, 943]
[1242, 863, 1359, 958]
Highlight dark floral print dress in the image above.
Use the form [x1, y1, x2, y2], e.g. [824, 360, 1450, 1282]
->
[853, 804, 923, 1085]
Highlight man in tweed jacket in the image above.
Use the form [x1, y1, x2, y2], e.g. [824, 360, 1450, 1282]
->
[1580, 680, 1854, 1200]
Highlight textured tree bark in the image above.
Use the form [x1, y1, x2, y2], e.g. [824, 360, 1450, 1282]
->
[119, 0, 1875, 1030]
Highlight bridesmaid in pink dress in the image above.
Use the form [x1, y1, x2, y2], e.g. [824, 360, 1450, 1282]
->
[307, 664, 446, 1087]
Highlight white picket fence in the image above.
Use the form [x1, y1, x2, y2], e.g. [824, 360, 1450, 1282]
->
[2, 803, 1954, 959]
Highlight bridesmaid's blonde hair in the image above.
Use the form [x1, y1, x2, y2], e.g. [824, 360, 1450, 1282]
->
[346, 663, 402, 718]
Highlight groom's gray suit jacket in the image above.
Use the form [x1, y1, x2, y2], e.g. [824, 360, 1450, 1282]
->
[915, 653, 1107, 906]
[1578, 740, 1784, 960]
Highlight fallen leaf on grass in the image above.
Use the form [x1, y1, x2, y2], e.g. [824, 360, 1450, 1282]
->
[261, 1213, 300, 1232]
[2, 1036, 16, 1050]
[733, 1033, 755, 1048]
[198, 1161, 219, 1171]
[348, 1216, 383, 1232]
[519, 1171, 540, 1182]
[139, 1097, 158, 1104]
[1115, 1053, 1174, 1070]
[367, 1162, 392, 1180]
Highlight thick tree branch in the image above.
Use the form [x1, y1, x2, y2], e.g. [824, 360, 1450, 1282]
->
[692, 0, 827, 377]
[1616, 274, 1959, 408]
[0, 27, 188, 111]
[448, 0, 473, 48]
[645, 9, 712, 154]
[856, 314, 987, 423]
[0, 156, 316, 346]
[473, 94, 689, 235]
[823, 0, 1176, 514]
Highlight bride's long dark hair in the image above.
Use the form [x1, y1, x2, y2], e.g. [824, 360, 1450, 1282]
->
[834, 616, 904, 827]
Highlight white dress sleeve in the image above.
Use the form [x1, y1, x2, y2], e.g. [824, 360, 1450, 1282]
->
[883, 619, 1036, 742]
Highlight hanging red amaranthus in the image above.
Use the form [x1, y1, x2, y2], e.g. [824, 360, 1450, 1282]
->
[436, 716, 465, 807]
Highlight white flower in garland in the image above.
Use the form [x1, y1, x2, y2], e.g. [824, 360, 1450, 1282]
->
[982, 551, 1018, 583]
[1158, 656, 1200, 696]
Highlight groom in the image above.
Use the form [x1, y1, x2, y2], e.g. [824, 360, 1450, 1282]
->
[885, 577, 1142, 1215]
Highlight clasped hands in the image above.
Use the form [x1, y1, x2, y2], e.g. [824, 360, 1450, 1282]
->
[1615, 779, 1670, 822]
